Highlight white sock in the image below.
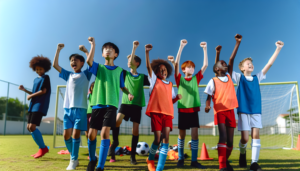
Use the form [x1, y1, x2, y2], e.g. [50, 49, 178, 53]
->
[239, 140, 247, 154]
[251, 139, 261, 164]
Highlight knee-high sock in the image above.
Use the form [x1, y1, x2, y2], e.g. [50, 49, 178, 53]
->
[65, 138, 73, 155]
[218, 143, 227, 169]
[251, 139, 261, 164]
[148, 143, 159, 160]
[177, 138, 185, 160]
[131, 135, 139, 159]
[97, 139, 110, 169]
[226, 146, 233, 160]
[113, 127, 120, 143]
[156, 143, 169, 171]
[88, 139, 97, 161]
[239, 140, 247, 154]
[191, 139, 199, 162]
[71, 138, 80, 160]
[31, 129, 46, 149]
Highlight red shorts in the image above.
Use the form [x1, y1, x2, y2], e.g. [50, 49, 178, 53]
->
[214, 109, 236, 128]
[150, 113, 173, 132]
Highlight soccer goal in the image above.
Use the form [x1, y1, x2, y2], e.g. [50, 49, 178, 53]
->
[53, 82, 300, 150]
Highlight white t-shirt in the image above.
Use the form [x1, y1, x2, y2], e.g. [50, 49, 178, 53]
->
[204, 73, 230, 96]
[148, 71, 176, 99]
[232, 70, 266, 86]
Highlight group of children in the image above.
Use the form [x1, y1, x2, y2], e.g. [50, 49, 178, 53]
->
[19, 34, 284, 171]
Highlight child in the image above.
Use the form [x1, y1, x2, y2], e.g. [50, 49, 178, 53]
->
[144, 44, 182, 171]
[233, 41, 284, 171]
[19, 55, 51, 159]
[168, 39, 208, 168]
[86, 37, 134, 171]
[204, 34, 242, 171]
[109, 40, 150, 165]
[53, 43, 92, 170]
[86, 82, 95, 146]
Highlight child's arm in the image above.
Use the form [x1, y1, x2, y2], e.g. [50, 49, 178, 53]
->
[87, 37, 95, 67]
[26, 88, 47, 100]
[172, 94, 182, 104]
[129, 41, 139, 64]
[228, 34, 242, 76]
[52, 43, 64, 73]
[205, 95, 212, 113]
[200, 42, 208, 74]
[79, 45, 89, 57]
[215, 45, 222, 64]
[173, 40, 187, 77]
[145, 44, 153, 77]
[121, 87, 134, 101]
[262, 41, 284, 75]
[19, 85, 32, 94]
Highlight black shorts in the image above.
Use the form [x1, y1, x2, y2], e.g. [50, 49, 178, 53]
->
[119, 104, 142, 124]
[27, 112, 43, 126]
[178, 111, 200, 130]
[90, 107, 117, 130]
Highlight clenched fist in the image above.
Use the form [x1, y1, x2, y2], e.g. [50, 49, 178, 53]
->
[181, 39, 187, 47]
[88, 37, 95, 45]
[168, 56, 175, 64]
[133, 41, 139, 48]
[19, 85, 25, 91]
[145, 44, 153, 52]
[57, 43, 64, 50]
[215, 45, 222, 52]
[79, 45, 88, 53]
[200, 42, 207, 48]
[205, 106, 211, 113]
[235, 34, 242, 42]
[275, 41, 284, 48]
[128, 94, 134, 101]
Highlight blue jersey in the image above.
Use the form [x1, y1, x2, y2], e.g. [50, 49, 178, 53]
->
[236, 74, 261, 114]
[28, 75, 51, 116]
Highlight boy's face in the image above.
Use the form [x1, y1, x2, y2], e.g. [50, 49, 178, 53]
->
[183, 65, 195, 75]
[156, 64, 168, 80]
[70, 57, 84, 72]
[216, 60, 228, 73]
[241, 60, 254, 73]
[35, 66, 45, 76]
[102, 46, 118, 60]
[127, 55, 139, 69]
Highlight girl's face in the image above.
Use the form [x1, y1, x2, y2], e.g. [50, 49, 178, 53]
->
[156, 64, 168, 80]
[35, 66, 45, 76]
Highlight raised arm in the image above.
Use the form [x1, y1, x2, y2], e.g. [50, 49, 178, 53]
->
[52, 43, 64, 73]
[79, 45, 89, 57]
[87, 37, 95, 67]
[130, 41, 139, 64]
[262, 41, 284, 75]
[200, 42, 208, 74]
[228, 34, 242, 76]
[215, 45, 222, 64]
[145, 44, 153, 77]
[19, 85, 32, 95]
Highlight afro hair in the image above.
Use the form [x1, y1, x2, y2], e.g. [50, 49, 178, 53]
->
[29, 55, 51, 72]
[151, 59, 173, 78]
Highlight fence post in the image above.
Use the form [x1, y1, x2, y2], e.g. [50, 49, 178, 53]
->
[4, 83, 9, 135]
[23, 92, 27, 135]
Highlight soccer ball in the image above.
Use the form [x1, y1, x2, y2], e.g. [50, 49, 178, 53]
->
[169, 145, 178, 152]
[136, 142, 150, 156]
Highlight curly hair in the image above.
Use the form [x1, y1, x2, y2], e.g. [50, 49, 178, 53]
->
[29, 55, 51, 72]
[151, 59, 173, 78]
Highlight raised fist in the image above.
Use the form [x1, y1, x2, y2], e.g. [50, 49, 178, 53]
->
[167, 56, 175, 64]
[145, 44, 153, 52]
[215, 45, 222, 52]
[57, 43, 64, 50]
[128, 94, 134, 101]
[181, 39, 188, 47]
[276, 41, 284, 48]
[19, 85, 25, 91]
[205, 106, 211, 113]
[177, 94, 182, 100]
[235, 34, 242, 42]
[200, 42, 207, 48]
[88, 37, 95, 44]
[133, 41, 139, 48]
[79, 45, 88, 53]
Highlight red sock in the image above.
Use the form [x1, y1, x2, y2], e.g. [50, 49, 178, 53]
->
[226, 146, 233, 160]
[218, 143, 227, 169]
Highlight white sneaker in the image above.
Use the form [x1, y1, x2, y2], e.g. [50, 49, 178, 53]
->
[66, 159, 79, 170]
[95, 152, 99, 159]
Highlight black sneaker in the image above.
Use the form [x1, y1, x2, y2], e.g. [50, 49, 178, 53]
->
[96, 168, 104, 171]
[239, 152, 247, 167]
[177, 159, 184, 167]
[220, 168, 228, 171]
[86, 159, 98, 171]
[226, 161, 234, 171]
[191, 161, 206, 169]
[130, 157, 137, 165]
[250, 162, 262, 171]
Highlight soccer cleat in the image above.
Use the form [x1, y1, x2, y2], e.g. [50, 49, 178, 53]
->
[86, 159, 98, 171]
[96, 168, 104, 171]
[220, 168, 228, 171]
[130, 157, 137, 165]
[226, 161, 234, 171]
[177, 159, 184, 167]
[239, 152, 247, 167]
[250, 162, 262, 171]
[109, 159, 116, 163]
[146, 158, 156, 171]
[34, 147, 49, 158]
[66, 159, 79, 170]
[31, 149, 42, 157]
[191, 161, 206, 169]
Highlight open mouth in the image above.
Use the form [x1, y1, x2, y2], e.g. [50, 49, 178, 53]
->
[71, 64, 77, 69]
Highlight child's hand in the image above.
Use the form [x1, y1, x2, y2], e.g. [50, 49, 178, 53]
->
[200, 42, 207, 48]
[215, 45, 222, 52]
[57, 43, 64, 50]
[167, 56, 175, 64]
[79, 45, 88, 53]
[128, 94, 134, 101]
[145, 44, 153, 52]
[27, 95, 32, 100]
[19, 85, 25, 91]
[235, 34, 242, 42]
[180, 39, 188, 47]
[276, 41, 284, 48]
[133, 41, 139, 49]
[205, 106, 211, 113]
[177, 94, 182, 100]
[88, 37, 95, 45]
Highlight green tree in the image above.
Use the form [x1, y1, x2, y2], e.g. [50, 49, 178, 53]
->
[0, 97, 29, 121]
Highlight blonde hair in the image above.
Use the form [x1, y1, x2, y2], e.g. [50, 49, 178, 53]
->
[239, 57, 253, 73]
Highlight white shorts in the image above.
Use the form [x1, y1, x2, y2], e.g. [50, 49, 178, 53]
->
[238, 114, 262, 131]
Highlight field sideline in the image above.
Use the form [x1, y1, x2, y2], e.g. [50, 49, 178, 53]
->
[0, 135, 299, 171]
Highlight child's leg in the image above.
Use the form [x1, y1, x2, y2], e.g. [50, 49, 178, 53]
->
[178, 129, 186, 161]
[29, 123, 45, 149]
[110, 113, 124, 160]
[240, 131, 249, 154]
[88, 128, 98, 161]
[64, 128, 73, 154]
[191, 127, 199, 162]
[226, 126, 235, 159]
[157, 127, 170, 171]
[131, 122, 139, 162]
[71, 129, 81, 161]
[96, 126, 111, 169]
[149, 131, 161, 160]
[251, 128, 260, 164]
[218, 123, 227, 169]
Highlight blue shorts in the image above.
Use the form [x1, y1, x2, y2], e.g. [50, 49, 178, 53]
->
[64, 108, 87, 131]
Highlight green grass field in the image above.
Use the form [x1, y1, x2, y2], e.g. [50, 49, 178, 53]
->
[1, 135, 299, 171]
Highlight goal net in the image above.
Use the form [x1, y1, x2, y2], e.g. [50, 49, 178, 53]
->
[53, 82, 300, 150]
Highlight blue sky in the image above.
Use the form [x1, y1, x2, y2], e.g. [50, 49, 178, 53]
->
[0, 0, 299, 121]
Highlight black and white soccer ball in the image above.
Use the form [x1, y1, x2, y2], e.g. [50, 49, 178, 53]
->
[136, 142, 150, 156]
[168, 145, 178, 152]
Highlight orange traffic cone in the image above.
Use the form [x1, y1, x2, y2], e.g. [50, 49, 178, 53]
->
[198, 143, 213, 160]
[293, 135, 300, 150]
